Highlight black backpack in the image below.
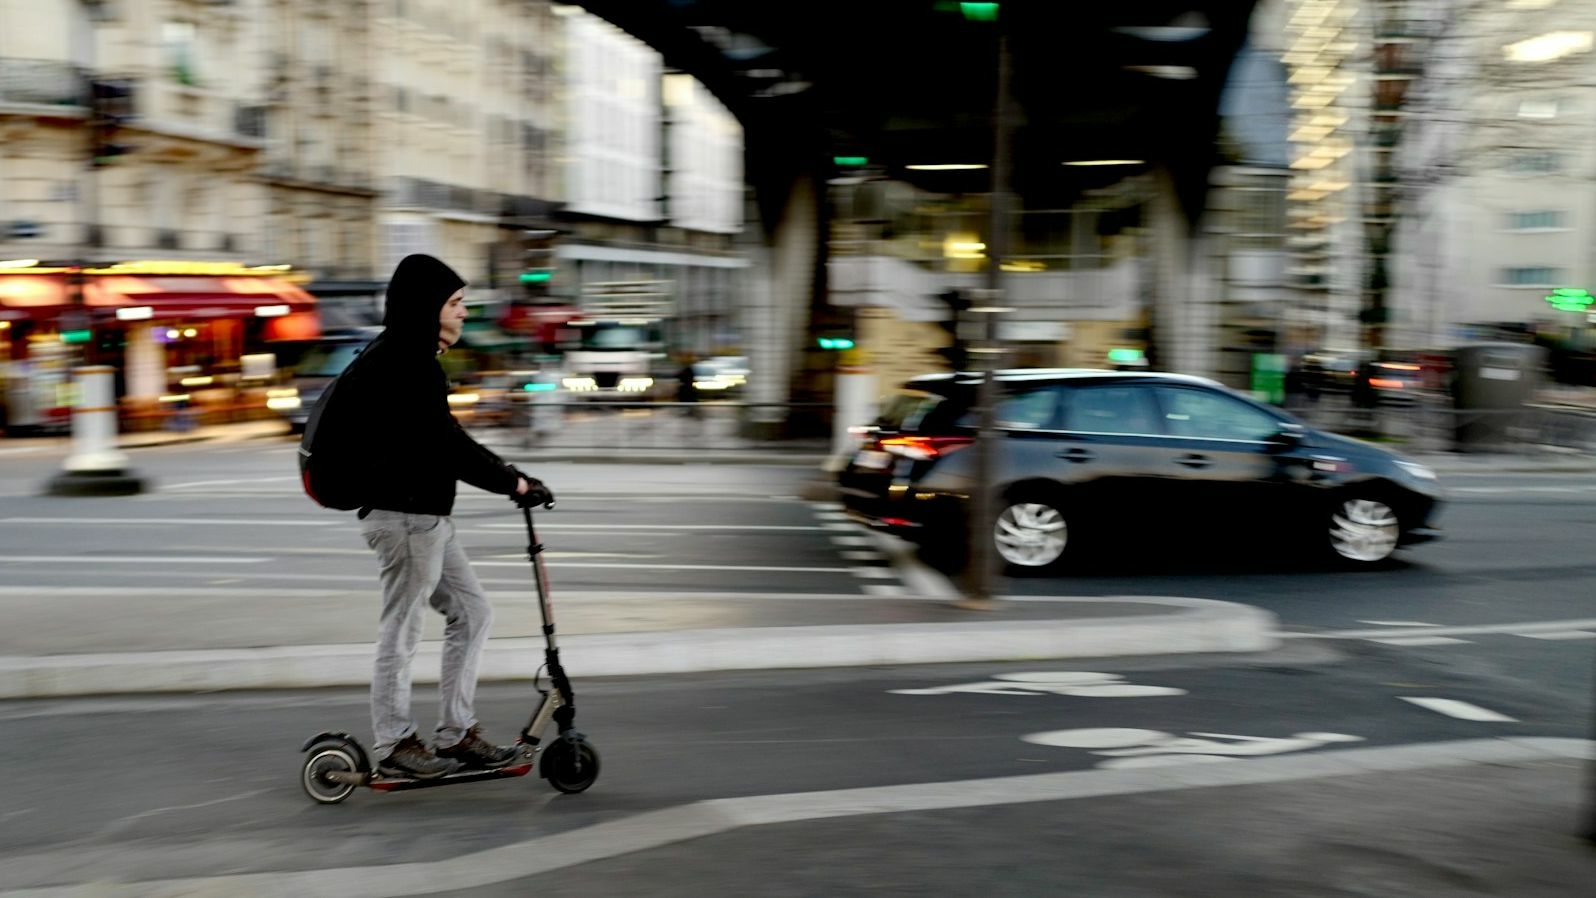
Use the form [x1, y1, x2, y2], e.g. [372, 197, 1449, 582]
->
[297, 367, 364, 511]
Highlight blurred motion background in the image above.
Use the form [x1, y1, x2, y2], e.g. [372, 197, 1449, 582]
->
[1, 0, 1594, 455]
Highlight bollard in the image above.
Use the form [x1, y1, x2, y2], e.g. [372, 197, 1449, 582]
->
[45, 366, 146, 496]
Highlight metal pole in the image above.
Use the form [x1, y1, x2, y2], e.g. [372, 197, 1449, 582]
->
[962, 28, 1011, 608]
[1583, 640, 1596, 843]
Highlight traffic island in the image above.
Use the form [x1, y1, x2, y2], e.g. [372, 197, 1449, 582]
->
[43, 366, 147, 497]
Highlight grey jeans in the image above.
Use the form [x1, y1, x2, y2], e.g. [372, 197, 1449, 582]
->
[359, 510, 494, 758]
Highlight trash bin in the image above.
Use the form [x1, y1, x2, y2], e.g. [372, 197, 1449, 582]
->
[1451, 343, 1546, 451]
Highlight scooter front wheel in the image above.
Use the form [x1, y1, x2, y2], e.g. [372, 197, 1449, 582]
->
[540, 734, 600, 794]
[302, 741, 362, 804]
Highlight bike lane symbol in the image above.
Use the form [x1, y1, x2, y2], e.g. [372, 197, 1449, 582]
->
[890, 672, 1187, 698]
[1021, 728, 1365, 769]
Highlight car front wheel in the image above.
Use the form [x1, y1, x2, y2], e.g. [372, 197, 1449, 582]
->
[994, 496, 1069, 572]
[1327, 495, 1400, 565]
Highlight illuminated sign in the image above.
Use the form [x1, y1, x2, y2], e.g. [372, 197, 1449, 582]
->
[1545, 287, 1595, 312]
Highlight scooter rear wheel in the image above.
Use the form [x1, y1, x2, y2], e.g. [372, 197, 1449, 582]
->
[541, 734, 600, 794]
[302, 742, 361, 804]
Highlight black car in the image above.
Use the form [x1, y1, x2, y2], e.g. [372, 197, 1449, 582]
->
[838, 369, 1443, 573]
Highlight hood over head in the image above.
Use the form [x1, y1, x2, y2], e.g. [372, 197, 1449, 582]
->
[381, 254, 467, 352]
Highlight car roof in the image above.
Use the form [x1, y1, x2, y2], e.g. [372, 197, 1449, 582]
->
[903, 368, 1222, 390]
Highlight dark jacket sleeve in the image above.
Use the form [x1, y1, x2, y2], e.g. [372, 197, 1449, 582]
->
[449, 417, 520, 496]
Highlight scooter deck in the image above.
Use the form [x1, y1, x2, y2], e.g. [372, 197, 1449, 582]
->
[368, 761, 536, 792]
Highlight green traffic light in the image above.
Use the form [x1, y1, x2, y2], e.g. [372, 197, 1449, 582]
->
[833, 156, 869, 167]
[519, 270, 553, 284]
[60, 329, 92, 344]
[817, 337, 856, 350]
[960, 2, 999, 21]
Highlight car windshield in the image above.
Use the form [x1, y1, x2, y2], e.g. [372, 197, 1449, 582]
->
[295, 342, 364, 377]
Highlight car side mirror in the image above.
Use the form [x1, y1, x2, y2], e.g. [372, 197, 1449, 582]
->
[1265, 424, 1307, 453]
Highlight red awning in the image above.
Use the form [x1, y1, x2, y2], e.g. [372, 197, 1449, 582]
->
[0, 275, 72, 319]
[86, 275, 316, 316]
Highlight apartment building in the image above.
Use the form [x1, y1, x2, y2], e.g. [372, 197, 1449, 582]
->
[555, 5, 746, 359]
[371, 0, 563, 293]
[1392, 0, 1596, 349]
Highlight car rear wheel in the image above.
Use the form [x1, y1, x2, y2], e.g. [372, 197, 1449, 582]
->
[994, 496, 1069, 572]
[1327, 495, 1400, 564]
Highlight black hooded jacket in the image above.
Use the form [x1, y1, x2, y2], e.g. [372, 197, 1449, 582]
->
[334, 254, 518, 515]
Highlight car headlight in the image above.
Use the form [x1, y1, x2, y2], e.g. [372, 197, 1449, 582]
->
[1394, 460, 1436, 481]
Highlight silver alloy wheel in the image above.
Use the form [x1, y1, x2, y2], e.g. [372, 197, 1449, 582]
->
[1328, 498, 1400, 563]
[994, 501, 1068, 568]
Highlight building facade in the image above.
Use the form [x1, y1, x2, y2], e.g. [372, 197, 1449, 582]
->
[1392, 0, 1596, 351]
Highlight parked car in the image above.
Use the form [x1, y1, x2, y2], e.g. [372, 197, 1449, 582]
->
[838, 369, 1444, 573]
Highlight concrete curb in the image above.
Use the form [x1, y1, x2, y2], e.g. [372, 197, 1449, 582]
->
[0, 597, 1278, 698]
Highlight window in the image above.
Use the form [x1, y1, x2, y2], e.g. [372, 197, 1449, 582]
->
[1517, 99, 1559, 119]
[955, 387, 1064, 431]
[1499, 266, 1566, 285]
[1507, 210, 1567, 230]
[1061, 385, 1161, 436]
[1507, 152, 1563, 173]
[162, 22, 200, 86]
[1154, 388, 1282, 442]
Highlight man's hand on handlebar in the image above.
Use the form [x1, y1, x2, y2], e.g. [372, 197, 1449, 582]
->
[513, 475, 555, 509]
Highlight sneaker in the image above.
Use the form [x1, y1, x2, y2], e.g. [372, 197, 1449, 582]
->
[436, 725, 520, 770]
[378, 734, 463, 780]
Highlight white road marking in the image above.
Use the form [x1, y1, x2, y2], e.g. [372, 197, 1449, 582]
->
[472, 561, 852, 573]
[1285, 617, 1596, 640]
[0, 517, 337, 527]
[1514, 630, 1596, 640]
[1367, 636, 1471, 647]
[0, 555, 268, 565]
[851, 566, 899, 579]
[475, 522, 832, 531]
[1398, 697, 1518, 722]
[0, 518, 831, 533]
[1357, 620, 1439, 627]
[861, 584, 905, 597]
[163, 476, 298, 489]
[5, 739, 1584, 897]
[829, 535, 874, 547]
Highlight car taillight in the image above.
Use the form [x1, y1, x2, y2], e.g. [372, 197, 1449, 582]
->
[879, 435, 974, 461]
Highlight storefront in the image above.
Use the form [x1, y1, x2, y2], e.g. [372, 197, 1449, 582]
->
[0, 261, 317, 433]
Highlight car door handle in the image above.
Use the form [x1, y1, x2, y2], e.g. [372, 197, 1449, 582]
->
[1175, 454, 1212, 469]
[1055, 447, 1093, 462]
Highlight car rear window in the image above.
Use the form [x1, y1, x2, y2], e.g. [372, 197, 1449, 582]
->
[876, 389, 969, 434]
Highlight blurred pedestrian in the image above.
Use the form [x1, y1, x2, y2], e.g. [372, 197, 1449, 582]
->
[677, 355, 699, 418]
[330, 253, 553, 779]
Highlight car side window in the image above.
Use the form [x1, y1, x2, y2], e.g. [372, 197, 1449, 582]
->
[1155, 387, 1282, 442]
[1060, 385, 1162, 436]
[954, 386, 1062, 431]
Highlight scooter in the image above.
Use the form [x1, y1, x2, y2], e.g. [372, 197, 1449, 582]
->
[299, 500, 600, 804]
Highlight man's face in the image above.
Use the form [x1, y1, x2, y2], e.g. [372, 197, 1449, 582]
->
[437, 289, 467, 351]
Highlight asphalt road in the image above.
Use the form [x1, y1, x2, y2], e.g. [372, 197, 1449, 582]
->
[1, 641, 1589, 894]
[1, 439, 1594, 894]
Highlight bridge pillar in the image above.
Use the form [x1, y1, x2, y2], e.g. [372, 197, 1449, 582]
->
[745, 172, 822, 438]
[1146, 165, 1222, 378]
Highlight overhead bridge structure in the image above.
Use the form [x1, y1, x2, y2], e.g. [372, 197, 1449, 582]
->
[573, 0, 1262, 427]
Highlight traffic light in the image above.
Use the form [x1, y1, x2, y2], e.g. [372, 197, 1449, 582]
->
[88, 78, 135, 167]
[816, 335, 855, 350]
[934, 289, 971, 371]
[520, 244, 556, 295]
